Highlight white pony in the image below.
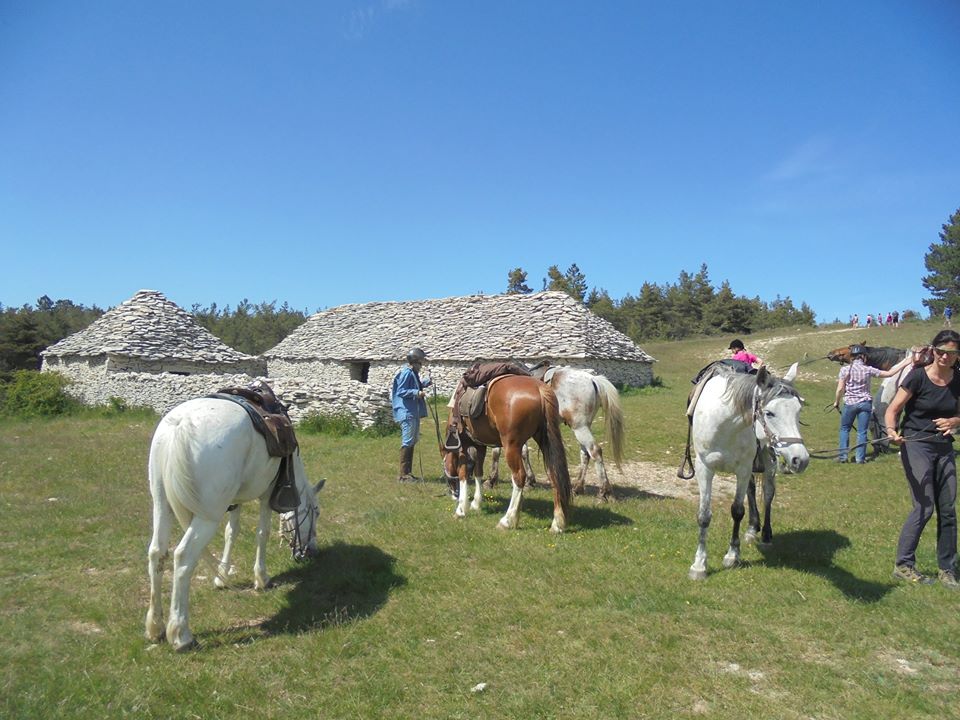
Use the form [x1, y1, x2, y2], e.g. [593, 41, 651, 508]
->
[487, 366, 624, 501]
[145, 397, 323, 651]
[688, 363, 809, 580]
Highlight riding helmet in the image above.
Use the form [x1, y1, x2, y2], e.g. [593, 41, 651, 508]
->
[850, 344, 866, 357]
[406, 347, 426, 363]
[728, 339, 745, 351]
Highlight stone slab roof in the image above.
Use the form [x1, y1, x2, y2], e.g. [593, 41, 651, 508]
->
[265, 291, 655, 363]
[41, 289, 259, 364]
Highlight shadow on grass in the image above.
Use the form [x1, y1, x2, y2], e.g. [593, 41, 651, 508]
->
[755, 529, 892, 603]
[477, 493, 633, 531]
[212, 542, 405, 646]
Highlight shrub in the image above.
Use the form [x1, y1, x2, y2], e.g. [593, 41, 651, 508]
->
[1, 370, 80, 418]
[297, 409, 400, 438]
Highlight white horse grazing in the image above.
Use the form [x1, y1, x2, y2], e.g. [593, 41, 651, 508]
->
[145, 398, 323, 651]
[487, 366, 624, 501]
[688, 364, 809, 580]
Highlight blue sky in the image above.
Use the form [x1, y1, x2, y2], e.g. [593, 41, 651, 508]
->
[2, 1, 958, 324]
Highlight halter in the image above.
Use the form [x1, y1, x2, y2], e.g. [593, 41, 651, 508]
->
[753, 384, 805, 455]
[279, 488, 318, 561]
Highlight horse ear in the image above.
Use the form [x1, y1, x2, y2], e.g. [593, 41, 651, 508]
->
[313, 479, 326, 495]
[783, 362, 799, 383]
[756, 365, 771, 388]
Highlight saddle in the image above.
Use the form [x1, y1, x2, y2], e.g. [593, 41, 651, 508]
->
[208, 382, 300, 513]
[677, 360, 762, 480]
[446, 362, 533, 449]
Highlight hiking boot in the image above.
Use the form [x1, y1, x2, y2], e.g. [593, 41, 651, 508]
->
[938, 569, 960, 590]
[892, 564, 934, 585]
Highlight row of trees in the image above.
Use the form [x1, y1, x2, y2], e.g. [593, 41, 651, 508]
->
[0, 297, 104, 379]
[506, 263, 816, 341]
[0, 297, 307, 379]
[189, 300, 308, 356]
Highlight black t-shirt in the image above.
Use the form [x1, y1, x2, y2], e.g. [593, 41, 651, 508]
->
[899, 367, 960, 444]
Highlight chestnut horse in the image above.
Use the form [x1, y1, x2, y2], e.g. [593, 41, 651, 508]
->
[443, 375, 571, 532]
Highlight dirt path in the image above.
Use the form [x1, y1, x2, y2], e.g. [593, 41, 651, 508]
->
[610, 458, 735, 500]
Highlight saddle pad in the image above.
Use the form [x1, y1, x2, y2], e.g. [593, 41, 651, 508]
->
[209, 387, 298, 458]
[457, 385, 487, 419]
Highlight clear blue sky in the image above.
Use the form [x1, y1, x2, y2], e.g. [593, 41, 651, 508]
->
[2, 1, 958, 325]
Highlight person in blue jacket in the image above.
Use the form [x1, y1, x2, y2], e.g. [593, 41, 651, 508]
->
[391, 347, 432, 481]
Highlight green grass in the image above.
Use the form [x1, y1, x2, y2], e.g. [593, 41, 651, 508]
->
[2, 319, 959, 719]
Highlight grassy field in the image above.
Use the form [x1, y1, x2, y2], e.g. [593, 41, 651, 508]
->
[2, 320, 959, 719]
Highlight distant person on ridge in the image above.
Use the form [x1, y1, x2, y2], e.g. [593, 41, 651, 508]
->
[391, 347, 432, 482]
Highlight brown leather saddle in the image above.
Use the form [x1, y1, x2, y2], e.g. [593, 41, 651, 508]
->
[208, 382, 300, 512]
[447, 362, 533, 450]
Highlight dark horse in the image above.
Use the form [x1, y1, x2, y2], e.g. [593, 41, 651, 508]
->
[827, 342, 911, 455]
[443, 375, 572, 532]
[827, 343, 907, 370]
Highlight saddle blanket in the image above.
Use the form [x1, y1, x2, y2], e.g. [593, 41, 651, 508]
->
[208, 382, 299, 512]
[209, 382, 298, 458]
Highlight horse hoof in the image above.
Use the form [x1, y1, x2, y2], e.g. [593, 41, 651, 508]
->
[482, 480, 495, 490]
[688, 568, 707, 581]
[743, 532, 758, 546]
[173, 637, 198, 653]
[722, 555, 739, 569]
[496, 521, 511, 531]
[454, 511, 465, 520]
[550, 522, 564, 534]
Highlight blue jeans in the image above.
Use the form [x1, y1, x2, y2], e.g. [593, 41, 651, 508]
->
[839, 400, 872, 463]
[399, 416, 421, 448]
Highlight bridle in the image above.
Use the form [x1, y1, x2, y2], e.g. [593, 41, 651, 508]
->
[280, 488, 318, 561]
[753, 384, 805, 456]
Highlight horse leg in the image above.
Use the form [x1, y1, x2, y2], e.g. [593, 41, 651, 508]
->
[760, 467, 777, 544]
[471, 447, 486, 510]
[689, 461, 713, 580]
[722, 469, 752, 568]
[166, 516, 220, 651]
[484, 447, 500, 489]
[744, 477, 761, 545]
[253, 499, 273, 590]
[574, 425, 612, 501]
[454, 448, 473, 519]
[214, 506, 240, 589]
[572, 445, 589, 496]
[497, 444, 527, 530]
[522, 443, 537, 486]
[145, 490, 173, 643]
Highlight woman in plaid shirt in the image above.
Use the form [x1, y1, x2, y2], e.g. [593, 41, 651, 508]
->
[833, 345, 912, 463]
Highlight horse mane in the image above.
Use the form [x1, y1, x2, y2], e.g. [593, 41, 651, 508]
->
[721, 370, 800, 422]
[863, 345, 907, 370]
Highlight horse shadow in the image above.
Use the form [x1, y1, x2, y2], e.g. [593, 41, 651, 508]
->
[753, 529, 892, 603]
[482, 492, 633, 531]
[212, 541, 405, 646]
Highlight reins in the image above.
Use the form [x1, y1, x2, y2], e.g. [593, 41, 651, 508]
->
[806, 430, 948, 461]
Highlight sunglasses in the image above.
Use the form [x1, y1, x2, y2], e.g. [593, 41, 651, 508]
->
[933, 347, 959, 356]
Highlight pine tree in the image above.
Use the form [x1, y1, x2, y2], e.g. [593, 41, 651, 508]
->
[505, 267, 532, 294]
[922, 208, 960, 317]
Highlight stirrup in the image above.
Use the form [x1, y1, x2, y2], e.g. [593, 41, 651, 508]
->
[269, 482, 300, 513]
[444, 429, 462, 450]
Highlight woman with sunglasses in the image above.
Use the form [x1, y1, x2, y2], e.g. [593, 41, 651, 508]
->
[885, 329, 960, 588]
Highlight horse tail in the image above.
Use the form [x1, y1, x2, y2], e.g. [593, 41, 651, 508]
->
[537, 382, 571, 519]
[592, 374, 624, 469]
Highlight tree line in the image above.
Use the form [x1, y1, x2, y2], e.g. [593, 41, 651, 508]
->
[5, 205, 956, 378]
[0, 297, 307, 380]
[506, 263, 816, 341]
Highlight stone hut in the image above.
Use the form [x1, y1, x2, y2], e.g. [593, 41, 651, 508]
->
[264, 291, 655, 425]
[41, 289, 265, 413]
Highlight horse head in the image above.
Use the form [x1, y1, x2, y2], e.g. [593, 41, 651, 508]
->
[827, 344, 857, 364]
[278, 452, 323, 561]
[754, 363, 809, 474]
